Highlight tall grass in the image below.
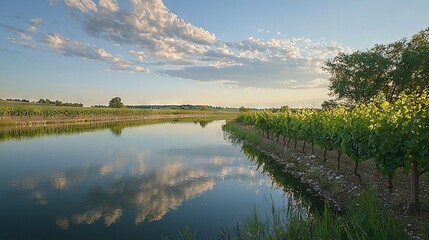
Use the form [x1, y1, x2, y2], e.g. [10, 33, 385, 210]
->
[223, 121, 261, 145]
[219, 189, 408, 240]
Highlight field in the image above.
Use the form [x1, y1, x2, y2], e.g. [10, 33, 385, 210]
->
[0, 100, 237, 126]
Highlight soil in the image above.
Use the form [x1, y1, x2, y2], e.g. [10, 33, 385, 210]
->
[234, 123, 429, 239]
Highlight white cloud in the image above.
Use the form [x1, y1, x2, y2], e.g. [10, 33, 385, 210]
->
[129, 50, 145, 62]
[28, 18, 43, 32]
[290, 78, 329, 89]
[65, 0, 215, 62]
[98, 0, 118, 12]
[30, 18, 43, 26]
[42, 33, 147, 72]
[161, 59, 330, 88]
[19, 33, 32, 41]
[49, 0, 58, 6]
[65, 0, 98, 13]
[2, 0, 350, 89]
[160, 37, 347, 88]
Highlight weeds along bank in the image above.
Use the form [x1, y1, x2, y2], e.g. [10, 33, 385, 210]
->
[0, 105, 236, 126]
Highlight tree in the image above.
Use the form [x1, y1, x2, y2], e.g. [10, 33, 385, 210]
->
[400, 27, 429, 96]
[324, 50, 390, 105]
[321, 100, 339, 110]
[239, 106, 249, 112]
[324, 27, 429, 105]
[279, 105, 290, 112]
[108, 97, 125, 108]
[199, 105, 209, 111]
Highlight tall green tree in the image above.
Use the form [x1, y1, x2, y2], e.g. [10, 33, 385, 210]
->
[401, 27, 429, 96]
[324, 50, 390, 105]
[324, 27, 429, 105]
[108, 97, 125, 108]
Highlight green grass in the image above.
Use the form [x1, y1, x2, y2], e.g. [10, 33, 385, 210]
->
[0, 103, 236, 118]
[0, 117, 226, 141]
[219, 189, 408, 240]
[161, 227, 197, 240]
[222, 121, 261, 145]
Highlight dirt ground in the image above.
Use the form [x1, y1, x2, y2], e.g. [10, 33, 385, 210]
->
[236, 123, 429, 239]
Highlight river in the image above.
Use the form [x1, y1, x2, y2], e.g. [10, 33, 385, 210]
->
[0, 120, 321, 239]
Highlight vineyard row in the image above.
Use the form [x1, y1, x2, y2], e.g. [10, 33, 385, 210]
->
[235, 93, 428, 212]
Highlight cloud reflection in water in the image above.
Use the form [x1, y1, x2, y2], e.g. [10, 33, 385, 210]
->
[8, 145, 272, 229]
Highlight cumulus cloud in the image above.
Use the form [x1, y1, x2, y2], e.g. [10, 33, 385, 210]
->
[65, 0, 215, 63]
[99, 0, 118, 12]
[162, 37, 346, 88]
[162, 60, 329, 89]
[3, 0, 350, 89]
[129, 50, 145, 62]
[65, 0, 97, 13]
[2, 17, 148, 73]
[28, 18, 43, 32]
[43, 33, 146, 72]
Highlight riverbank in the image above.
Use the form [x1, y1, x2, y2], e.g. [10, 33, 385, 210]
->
[223, 121, 429, 239]
[0, 108, 237, 126]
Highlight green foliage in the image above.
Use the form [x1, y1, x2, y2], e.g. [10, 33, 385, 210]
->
[325, 50, 390, 105]
[234, 93, 429, 209]
[239, 106, 250, 112]
[325, 27, 429, 105]
[108, 97, 125, 108]
[321, 99, 340, 110]
[279, 105, 290, 112]
[199, 105, 209, 111]
[0, 105, 236, 121]
[36, 98, 83, 107]
[222, 189, 408, 240]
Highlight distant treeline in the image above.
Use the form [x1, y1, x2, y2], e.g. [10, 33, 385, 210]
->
[2, 98, 30, 102]
[0, 98, 83, 107]
[36, 99, 83, 107]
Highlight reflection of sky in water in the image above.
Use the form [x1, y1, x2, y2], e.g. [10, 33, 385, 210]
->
[0, 121, 288, 239]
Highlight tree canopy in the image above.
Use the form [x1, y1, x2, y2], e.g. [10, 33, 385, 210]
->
[108, 97, 125, 108]
[324, 27, 429, 105]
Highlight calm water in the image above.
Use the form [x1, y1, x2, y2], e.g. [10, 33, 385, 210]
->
[0, 120, 320, 239]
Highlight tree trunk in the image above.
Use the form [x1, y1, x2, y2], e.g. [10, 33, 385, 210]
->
[276, 135, 280, 142]
[283, 135, 287, 145]
[337, 152, 342, 171]
[323, 149, 328, 163]
[354, 161, 362, 183]
[311, 143, 314, 155]
[388, 83, 398, 103]
[294, 139, 297, 148]
[388, 175, 393, 193]
[302, 141, 306, 153]
[409, 160, 420, 213]
[287, 137, 291, 147]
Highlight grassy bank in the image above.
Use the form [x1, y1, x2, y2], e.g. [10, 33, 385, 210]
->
[217, 190, 407, 240]
[221, 121, 410, 240]
[0, 117, 224, 141]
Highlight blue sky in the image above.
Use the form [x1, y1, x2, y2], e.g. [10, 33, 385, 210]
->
[1, 0, 428, 107]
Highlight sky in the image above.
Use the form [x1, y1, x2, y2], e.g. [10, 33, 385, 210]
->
[1, 0, 428, 108]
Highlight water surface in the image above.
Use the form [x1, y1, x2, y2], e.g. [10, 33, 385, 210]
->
[0, 120, 319, 239]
